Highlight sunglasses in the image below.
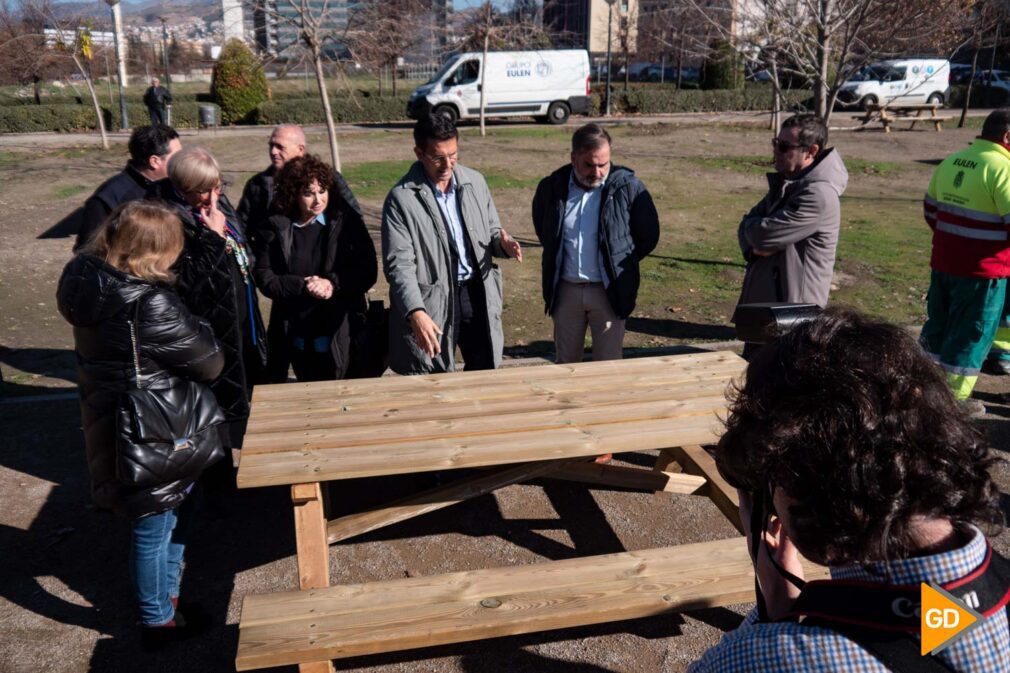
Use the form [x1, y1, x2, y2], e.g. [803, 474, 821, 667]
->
[771, 138, 808, 153]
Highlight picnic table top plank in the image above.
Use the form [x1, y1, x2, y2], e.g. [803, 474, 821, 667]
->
[244, 379, 735, 435]
[237, 413, 727, 487]
[249, 351, 739, 404]
[242, 395, 729, 455]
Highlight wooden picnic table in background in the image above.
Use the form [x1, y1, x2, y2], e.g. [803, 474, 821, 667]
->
[852, 102, 953, 132]
[233, 351, 828, 672]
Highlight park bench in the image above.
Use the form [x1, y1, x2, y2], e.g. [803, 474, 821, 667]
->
[233, 352, 828, 672]
[851, 102, 952, 133]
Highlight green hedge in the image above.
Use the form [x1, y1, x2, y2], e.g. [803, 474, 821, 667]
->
[0, 102, 204, 132]
[254, 95, 410, 125]
[590, 87, 811, 115]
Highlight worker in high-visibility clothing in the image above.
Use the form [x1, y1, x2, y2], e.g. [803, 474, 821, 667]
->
[921, 109, 1010, 416]
[984, 293, 1010, 375]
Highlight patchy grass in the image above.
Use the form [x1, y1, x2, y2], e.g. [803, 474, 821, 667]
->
[53, 184, 89, 199]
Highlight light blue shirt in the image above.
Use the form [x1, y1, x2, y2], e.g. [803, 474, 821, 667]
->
[429, 177, 473, 283]
[292, 212, 326, 229]
[561, 172, 604, 283]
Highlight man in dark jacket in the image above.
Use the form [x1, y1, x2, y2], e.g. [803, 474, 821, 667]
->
[75, 125, 181, 251]
[238, 124, 360, 245]
[734, 114, 848, 329]
[143, 77, 172, 125]
[532, 123, 659, 363]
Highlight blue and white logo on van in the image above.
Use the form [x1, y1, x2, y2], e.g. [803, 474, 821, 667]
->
[536, 61, 552, 78]
[506, 60, 532, 78]
[912, 66, 921, 74]
[927, 66, 935, 74]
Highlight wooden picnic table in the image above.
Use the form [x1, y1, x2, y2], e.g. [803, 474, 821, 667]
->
[233, 351, 827, 672]
[852, 102, 952, 132]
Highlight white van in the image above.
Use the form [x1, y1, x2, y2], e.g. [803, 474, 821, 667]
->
[837, 59, 950, 110]
[407, 50, 591, 124]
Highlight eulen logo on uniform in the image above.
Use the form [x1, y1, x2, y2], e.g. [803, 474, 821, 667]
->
[920, 582, 985, 656]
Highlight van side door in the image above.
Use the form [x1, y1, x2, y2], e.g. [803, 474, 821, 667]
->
[445, 58, 481, 118]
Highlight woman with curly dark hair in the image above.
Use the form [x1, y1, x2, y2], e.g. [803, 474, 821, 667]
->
[252, 154, 377, 381]
[689, 308, 1008, 673]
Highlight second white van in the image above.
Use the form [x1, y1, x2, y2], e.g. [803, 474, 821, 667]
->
[407, 49, 591, 124]
[837, 59, 951, 109]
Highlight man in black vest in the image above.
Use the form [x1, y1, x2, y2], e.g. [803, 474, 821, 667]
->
[143, 77, 172, 125]
[74, 125, 182, 251]
[238, 124, 360, 245]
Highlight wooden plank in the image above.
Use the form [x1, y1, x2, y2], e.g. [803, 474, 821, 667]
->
[542, 462, 706, 493]
[327, 460, 570, 543]
[291, 483, 334, 673]
[243, 395, 730, 454]
[251, 351, 741, 403]
[238, 415, 726, 488]
[247, 358, 744, 418]
[236, 537, 829, 669]
[244, 381, 735, 436]
[671, 445, 743, 534]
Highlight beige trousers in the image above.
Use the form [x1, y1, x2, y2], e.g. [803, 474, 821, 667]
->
[552, 280, 626, 363]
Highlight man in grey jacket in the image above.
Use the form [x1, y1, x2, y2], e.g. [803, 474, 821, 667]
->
[381, 115, 522, 375]
[734, 114, 848, 347]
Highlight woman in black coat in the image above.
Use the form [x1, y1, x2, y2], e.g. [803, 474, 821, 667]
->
[252, 154, 377, 382]
[160, 146, 268, 452]
[57, 201, 223, 646]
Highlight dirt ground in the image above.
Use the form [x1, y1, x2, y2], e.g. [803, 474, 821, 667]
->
[3, 114, 1010, 673]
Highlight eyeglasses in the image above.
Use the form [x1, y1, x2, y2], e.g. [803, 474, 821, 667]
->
[771, 138, 808, 153]
[422, 151, 459, 165]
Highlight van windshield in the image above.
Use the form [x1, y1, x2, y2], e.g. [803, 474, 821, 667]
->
[427, 55, 460, 84]
[852, 65, 891, 82]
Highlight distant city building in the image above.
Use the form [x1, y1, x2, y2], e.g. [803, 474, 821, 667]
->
[543, 0, 637, 55]
[253, 0, 355, 57]
[221, 0, 245, 42]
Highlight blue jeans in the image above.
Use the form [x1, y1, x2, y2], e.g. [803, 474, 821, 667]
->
[129, 491, 198, 626]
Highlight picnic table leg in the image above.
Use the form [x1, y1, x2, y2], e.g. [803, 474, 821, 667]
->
[292, 482, 335, 673]
[664, 446, 744, 534]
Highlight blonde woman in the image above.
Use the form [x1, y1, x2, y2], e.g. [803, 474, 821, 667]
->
[157, 147, 268, 503]
[57, 200, 224, 648]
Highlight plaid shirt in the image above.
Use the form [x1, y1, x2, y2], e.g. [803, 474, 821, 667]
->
[688, 527, 1010, 672]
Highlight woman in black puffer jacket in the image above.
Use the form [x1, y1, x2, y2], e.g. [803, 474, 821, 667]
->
[155, 147, 268, 459]
[57, 201, 223, 647]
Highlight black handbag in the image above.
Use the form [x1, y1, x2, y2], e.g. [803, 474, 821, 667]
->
[116, 292, 226, 487]
[346, 298, 389, 379]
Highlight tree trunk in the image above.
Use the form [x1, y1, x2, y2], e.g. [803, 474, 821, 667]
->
[676, 36, 684, 90]
[73, 54, 109, 150]
[623, 47, 629, 91]
[312, 45, 342, 172]
[377, 68, 383, 97]
[391, 60, 397, 96]
[479, 31, 489, 137]
[960, 46, 980, 128]
[815, 0, 832, 123]
[770, 57, 781, 132]
[33, 76, 41, 105]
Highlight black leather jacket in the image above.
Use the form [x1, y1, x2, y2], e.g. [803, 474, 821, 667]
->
[57, 255, 224, 518]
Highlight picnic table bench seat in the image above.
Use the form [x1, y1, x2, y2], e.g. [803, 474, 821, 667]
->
[236, 537, 764, 671]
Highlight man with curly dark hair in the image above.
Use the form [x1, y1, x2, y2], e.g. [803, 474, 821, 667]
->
[689, 308, 1008, 672]
[251, 154, 377, 382]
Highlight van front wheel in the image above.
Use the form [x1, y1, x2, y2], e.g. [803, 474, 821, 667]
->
[547, 102, 571, 125]
[860, 94, 878, 111]
[433, 105, 458, 123]
[926, 93, 944, 107]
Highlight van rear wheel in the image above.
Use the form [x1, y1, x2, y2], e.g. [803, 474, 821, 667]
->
[433, 105, 458, 123]
[926, 92, 944, 106]
[547, 101, 571, 125]
[860, 94, 878, 111]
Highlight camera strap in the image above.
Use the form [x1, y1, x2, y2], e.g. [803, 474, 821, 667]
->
[780, 543, 1010, 672]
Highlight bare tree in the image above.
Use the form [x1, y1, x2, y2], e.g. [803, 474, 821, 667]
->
[346, 0, 425, 96]
[0, 0, 108, 146]
[694, 0, 979, 124]
[637, 2, 715, 88]
[954, 1, 1008, 126]
[246, 0, 353, 170]
[456, 0, 552, 136]
[0, 0, 55, 102]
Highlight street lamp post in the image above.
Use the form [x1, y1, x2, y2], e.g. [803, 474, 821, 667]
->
[159, 17, 172, 89]
[604, 0, 617, 116]
[104, 0, 128, 130]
